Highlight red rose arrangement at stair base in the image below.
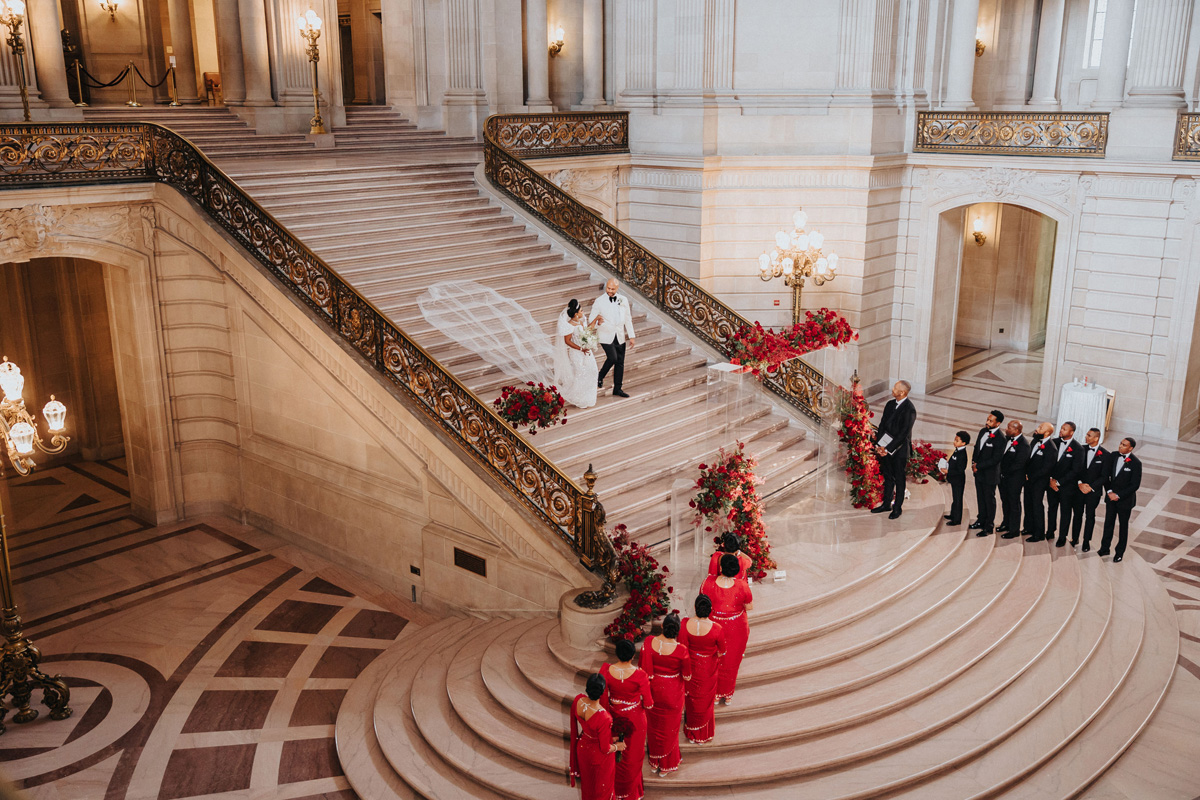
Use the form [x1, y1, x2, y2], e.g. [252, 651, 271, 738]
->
[604, 524, 673, 642]
[907, 440, 948, 484]
[726, 308, 858, 377]
[689, 441, 777, 580]
[492, 382, 566, 435]
[836, 377, 884, 509]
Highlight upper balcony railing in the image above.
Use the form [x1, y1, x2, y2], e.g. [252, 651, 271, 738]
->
[483, 112, 835, 422]
[0, 122, 610, 586]
[914, 111, 1109, 158]
[1173, 114, 1200, 161]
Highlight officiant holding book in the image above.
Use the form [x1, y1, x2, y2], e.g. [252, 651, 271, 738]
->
[872, 380, 917, 519]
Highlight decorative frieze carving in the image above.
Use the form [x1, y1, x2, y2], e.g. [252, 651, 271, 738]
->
[915, 112, 1109, 158]
[0, 202, 147, 260]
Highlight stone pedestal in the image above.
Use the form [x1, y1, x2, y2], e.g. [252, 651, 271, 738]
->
[559, 587, 624, 651]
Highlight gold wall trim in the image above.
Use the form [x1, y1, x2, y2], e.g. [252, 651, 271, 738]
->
[914, 111, 1109, 158]
[482, 113, 834, 422]
[1173, 114, 1200, 161]
[0, 123, 612, 570]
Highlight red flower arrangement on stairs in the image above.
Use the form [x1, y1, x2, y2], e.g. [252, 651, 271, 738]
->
[726, 308, 857, 376]
[836, 374, 884, 509]
[604, 525, 673, 642]
[493, 382, 566, 434]
[690, 442, 776, 580]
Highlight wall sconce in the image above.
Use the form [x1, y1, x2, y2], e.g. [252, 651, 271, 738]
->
[973, 217, 987, 246]
[549, 25, 564, 57]
[99, 0, 117, 20]
[975, 38, 985, 57]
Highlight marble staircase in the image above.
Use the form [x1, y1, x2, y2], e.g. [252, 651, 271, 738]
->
[334, 483, 1180, 798]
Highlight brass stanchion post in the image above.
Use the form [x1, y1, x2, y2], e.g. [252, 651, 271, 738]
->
[167, 66, 180, 106]
[124, 60, 141, 107]
[72, 59, 87, 107]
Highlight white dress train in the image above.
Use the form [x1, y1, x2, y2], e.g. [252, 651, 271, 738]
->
[555, 314, 599, 409]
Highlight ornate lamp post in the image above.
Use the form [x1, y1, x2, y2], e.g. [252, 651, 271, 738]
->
[758, 209, 840, 327]
[0, 0, 30, 123]
[0, 357, 71, 732]
[297, 9, 326, 135]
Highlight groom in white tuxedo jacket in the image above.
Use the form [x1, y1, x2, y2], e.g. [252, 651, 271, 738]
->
[589, 278, 636, 397]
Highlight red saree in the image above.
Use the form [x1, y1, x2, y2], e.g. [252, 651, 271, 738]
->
[678, 618, 725, 743]
[569, 693, 616, 800]
[639, 639, 691, 774]
[600, 662, 653, 800]
[700, 575, 752, 701]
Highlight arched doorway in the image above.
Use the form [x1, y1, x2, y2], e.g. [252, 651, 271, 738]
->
[926, 202, 1059, 412]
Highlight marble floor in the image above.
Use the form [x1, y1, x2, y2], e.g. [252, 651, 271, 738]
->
[0, 459, 437, 800]
[872, 345, 1200, 798]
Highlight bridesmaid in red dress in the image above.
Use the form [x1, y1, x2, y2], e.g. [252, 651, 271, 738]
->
[570, 673, 625, 799]
[701, 554, 753, 704]
[678, 593, 725, 743]
[639, 613, 691, 775]
[707, 532, 753, 579]
[600, 639, 653, 800]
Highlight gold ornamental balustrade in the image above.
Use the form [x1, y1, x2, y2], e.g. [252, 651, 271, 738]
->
[0, 123, 617, 599]
[482, 112, 835, 422]
[1173, 114, 1200, 161]
[914, 111, 1109, 158]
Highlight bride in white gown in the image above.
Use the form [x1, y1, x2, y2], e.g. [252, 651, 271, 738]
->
[554, 299, 601, 409]
[415, 281, 602, 411]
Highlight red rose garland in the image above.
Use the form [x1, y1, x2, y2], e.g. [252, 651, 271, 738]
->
[492, 382, 567, 434]
[836, 376, 884, 509]
[604, 524, 673, 641]
[907, 440, 948, 484]
[690, 441, 776, 580]
[726, 308, 858, 377]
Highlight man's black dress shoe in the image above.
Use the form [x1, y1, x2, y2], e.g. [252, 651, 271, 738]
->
[997, 525, 1009, 533]
[1069, 539, 1078, 547]
[1113, 554, 1123, 563]
[946, 521, 961, 527]
[871, 505, 892, 514]
[1026, 535, 1045, 543]
[944, 515, 952, 521]
[968, 521, 983, 530]
[1081, 542, 1091, 552]
[597, 379, 603, 389]
[888, 509, 902, 520]
[1097, 548, 1110, 557]
[613, 389, 630, 398]
[1055, 537, 1067, 548]
[1000, 531, 1022, 539]
[975, 529, 992, 537]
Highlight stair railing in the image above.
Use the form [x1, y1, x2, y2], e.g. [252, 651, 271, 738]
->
[483, 112, 835, 422]
[0, 122, 612, 576]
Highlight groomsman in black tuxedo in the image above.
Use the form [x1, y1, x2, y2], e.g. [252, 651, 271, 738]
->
[872, 380, 917, 520]
[1069, 427, 1108, 551]
[1019, 422, 1058, 541]
[969, 410, 1005, 537]
[941, 431, 970, 526]
[997, 420, 1030, 537]
[1046, 422, 1083, 547]
[1100, 437, 1142, 563]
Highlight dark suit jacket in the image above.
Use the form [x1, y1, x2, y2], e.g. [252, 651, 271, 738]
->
[1104, 453, 1142, 509]
[1076, 445, 1109, 493]
[946, 448, 967, 481]
[1049, 438, 1084, 486]
[973, 426, 1004, 474]
[999, 435, 1030, 483]
[874, 398, 916, 461]
[1025, 435, 1058, 481]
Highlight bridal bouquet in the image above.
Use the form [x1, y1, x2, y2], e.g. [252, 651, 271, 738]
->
[727, 308, 857, 377]
[577, 326, 599, 353]
[493, 382, 567, 434]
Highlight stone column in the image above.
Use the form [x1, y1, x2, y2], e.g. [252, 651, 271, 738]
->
[380, 0, 417, 118]
[213, 0, 246, 104]
[166, 0, 200, 102]
[1092, 0, 1136, 109]
[1027, 0, 1064, 107]
[525, 0, 552, 110]
[1125, 0, 1193, 107]
[239, 0, 274, 105]
[942, 0, 980, 109]
[579, 0, 604, 107]
[26, 0, 70, 107]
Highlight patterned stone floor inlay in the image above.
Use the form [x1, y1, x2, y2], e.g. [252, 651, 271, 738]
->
[0, 459, 432, 799]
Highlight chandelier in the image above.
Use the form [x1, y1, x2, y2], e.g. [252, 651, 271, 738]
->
[0, 356, 72, 733]
[758, 209, 839, 326]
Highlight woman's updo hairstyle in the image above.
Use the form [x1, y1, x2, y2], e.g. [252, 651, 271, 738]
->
[722, 532, 741, 553]
[695, 593, 713, 618]
[615, 638, 636, 663]
[586, 672, 606, 700]
[566, 299, 581, 318]
[661, 613, 681, 639]
[721, 553, 741, 578]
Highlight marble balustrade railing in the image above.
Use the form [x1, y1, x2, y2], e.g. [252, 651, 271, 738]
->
[914, 111, 1109, 157]
[482, 112, 835, 423]
[0, 123, 615, 588]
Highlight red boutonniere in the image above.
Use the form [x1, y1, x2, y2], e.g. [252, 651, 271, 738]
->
[1037, 444, 1045, 451]
[987, 431, 995, 439]
[1124, 456, 1131, 463]
[1066, 447, 1073, 454]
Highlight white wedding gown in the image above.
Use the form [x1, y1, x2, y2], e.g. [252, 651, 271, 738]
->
[555, 315, 599, 409]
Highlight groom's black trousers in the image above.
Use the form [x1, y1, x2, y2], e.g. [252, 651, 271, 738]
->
[598, 339, 626, 390]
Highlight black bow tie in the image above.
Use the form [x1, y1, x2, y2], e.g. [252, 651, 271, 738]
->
[609, 296, 617, 302]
